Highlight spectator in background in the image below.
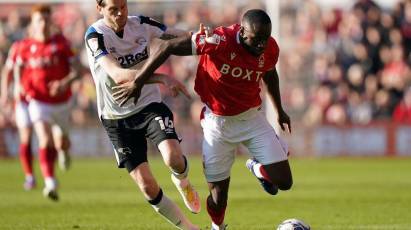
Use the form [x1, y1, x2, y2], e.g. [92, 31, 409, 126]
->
[393, 86, 411, 123]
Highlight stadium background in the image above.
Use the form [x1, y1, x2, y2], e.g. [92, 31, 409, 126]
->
[0, 0, 410, 157]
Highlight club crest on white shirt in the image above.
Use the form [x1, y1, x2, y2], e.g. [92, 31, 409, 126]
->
[135, 37, 147, 45]
[88, 37, 99, 52]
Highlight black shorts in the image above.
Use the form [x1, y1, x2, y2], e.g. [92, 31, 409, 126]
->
[101, 102, 181, 172]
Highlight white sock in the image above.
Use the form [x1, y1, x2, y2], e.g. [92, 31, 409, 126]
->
[25, 175, 34, 181]
[44, 177, 57, 190]
[171, 155, 189, 180]
[151, 191, 197, 230]
[211, 222, 226, 230]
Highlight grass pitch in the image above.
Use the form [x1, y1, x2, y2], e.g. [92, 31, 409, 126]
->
[1, 156, 411, 230]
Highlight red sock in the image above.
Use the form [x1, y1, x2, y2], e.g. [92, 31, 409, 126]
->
[259, 164, 272, 183]
[19, 143, 33, 176]
[206, 196, 226, 226]
[39, 147, 57, 178]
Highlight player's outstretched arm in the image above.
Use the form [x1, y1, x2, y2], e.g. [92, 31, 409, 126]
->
[263, 68, 292, 133]
[97, 54, 142, 84]
[0, 64, 14, 106]
[112, 24, 211, 106]
[112, 31, 199, 106]
[48, 58, 81, 97]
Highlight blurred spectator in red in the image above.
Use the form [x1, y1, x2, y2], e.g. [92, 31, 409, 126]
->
[393, 86, 411, 123]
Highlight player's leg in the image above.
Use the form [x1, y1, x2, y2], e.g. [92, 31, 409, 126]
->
[51, 100, 72, 171]
[101, 115, 199, 230]
[157, 139, 200, 214]
[146, 103, 200, 214]
[15, 101, 35, 190]
[245, 113, 293, 194]
[128, 162, 198, 230]
[207, 179, 229, 230]
[52, 125, 71, 171]
[201, 108, 235, 230]
[28, 100, 58, 201]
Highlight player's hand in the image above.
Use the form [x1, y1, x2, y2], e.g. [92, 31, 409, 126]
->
[48, 80, 69, 97]
[112, 79, 143, 107]
[198, 23, 212, 38]
[278, 109, 291, 133]
[163, 76, 191, 99]
[0, 92, 8, 107]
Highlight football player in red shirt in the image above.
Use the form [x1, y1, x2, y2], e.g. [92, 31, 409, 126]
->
[1, 11, 75, 194]
[0, 41, 37, 190]
[10, 4, 78, 201]
[114, 9, 293, 229]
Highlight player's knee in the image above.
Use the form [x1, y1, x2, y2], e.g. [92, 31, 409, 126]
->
[39, 138, 54, 149]
[62, 136, 71, 150]
[137, 177, 159, 198]
[277, 178, 293, 191]
[207, 194, 227, 210]
[162, 149, 183, 168]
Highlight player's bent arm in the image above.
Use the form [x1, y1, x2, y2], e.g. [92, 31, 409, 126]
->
[0, 65, 13, 105]
[133, 35, 193, 85]
[97, 54, 140, 84]
[159, 28, 190, 40]
[263, 68, 286, 113]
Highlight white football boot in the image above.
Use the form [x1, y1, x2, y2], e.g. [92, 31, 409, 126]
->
[171, 174, 201, 214]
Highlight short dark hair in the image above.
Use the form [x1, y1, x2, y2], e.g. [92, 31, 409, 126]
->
[31, 4, 51, 16]
[96, 0, 106, 7]
[242, 9, 271, 25]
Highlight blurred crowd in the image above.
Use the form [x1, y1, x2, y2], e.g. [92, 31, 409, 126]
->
[0, 0, 410, 130]
[280, 0, 411, 125]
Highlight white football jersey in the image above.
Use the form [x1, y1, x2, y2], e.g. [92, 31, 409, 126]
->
[85, 15, 167, 119]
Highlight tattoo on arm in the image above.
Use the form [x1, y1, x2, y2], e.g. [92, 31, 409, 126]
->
[159, 33, 178, 40]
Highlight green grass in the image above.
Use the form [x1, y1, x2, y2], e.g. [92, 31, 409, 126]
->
[1, 156, 411, 229]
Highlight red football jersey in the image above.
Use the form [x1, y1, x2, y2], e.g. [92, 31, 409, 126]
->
[16, 34, 74, 104]
[5, 41, 20, 69]
[192, 24, 280, 116]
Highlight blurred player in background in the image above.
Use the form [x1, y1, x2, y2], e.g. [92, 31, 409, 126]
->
[1, 24, 74, 192]
[113, 9, 293, 230]
[0, 40, 37, 190]
[84, 0, 200, 229]
[1, 4, 79, 200]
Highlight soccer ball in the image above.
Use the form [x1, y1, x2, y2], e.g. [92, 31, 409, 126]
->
[276, 218, 310, 230]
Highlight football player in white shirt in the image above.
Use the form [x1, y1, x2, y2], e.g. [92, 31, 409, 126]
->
[85, 0, 200, 229]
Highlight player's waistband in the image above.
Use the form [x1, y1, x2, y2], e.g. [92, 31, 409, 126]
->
[204, 106, 261, 121]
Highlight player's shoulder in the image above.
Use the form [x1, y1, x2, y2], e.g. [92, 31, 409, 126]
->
[10, 40, 22, 50]
[130, 14, 167, 31]
[213, 24, 238, 36]
[267, 36, 280, 53]
[51, 33, 69, 42]
[211, 24, 240, 44]
[16, 38, 33, 50]
[85, 20, 106, 38]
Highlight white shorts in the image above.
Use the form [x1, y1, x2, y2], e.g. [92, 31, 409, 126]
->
[15, 101, 32, 128]
[28, 99, 72, 135]
[200, 107, 288, 182]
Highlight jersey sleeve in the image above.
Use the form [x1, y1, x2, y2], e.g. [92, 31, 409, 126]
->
[5, 41, 20, 69]
[59, 35, 75, 60]
[84, 26, 109, 60]
[191, 27, 226, 56]
[138, 15, 167, 39]
[267, 37, 280, 70]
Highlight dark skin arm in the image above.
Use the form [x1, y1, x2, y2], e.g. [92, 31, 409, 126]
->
[263, 68, 291, 133]
[113, 25, 210, 106]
